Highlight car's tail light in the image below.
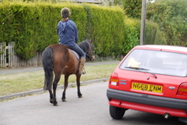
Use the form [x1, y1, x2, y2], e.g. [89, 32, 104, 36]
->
[177, 82, 187, 96]
[109, 72, 119, 89]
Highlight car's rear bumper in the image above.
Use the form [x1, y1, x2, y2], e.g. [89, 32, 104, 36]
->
[107, 88, 187, 117]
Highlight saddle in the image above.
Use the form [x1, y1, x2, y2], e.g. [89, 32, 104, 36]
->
[70, 49, 80, 59]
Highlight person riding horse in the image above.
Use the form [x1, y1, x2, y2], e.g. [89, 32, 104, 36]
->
[57, 7, 86, 74]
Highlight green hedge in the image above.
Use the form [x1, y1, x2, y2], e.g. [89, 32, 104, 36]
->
[0, 2, 163, 60]
[0, 2, 128, 60]
[123, 17, 139, 54]
[0, 2, 88, 60]
[147, 0, 187, 46]
[145, 21, 165, 45]
[128, 18, 165, 48]
[88, 5, 125, 57]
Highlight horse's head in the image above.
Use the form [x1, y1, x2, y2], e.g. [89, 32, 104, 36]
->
[86, 39, 95, 62]
[78, 39, 95, 62]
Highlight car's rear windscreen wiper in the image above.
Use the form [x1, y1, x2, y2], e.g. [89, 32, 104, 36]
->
[125, 67, 150, 71]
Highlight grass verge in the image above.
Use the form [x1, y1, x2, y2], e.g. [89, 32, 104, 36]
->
[0, 64, 117, 96]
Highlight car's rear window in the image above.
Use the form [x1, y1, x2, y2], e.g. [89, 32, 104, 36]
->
[120, 49, 187, 77]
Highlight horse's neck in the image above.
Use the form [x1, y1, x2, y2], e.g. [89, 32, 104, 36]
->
[79, 41, 90, 52]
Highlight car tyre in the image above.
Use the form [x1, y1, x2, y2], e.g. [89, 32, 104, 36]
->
[109, 105, 126, 119]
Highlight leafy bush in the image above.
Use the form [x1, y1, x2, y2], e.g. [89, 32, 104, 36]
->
[0, 1, 145, 60]
[0, 2, 127, 60]
[123, 0, 142, 19]
[123, 17, 139, 54]
[0, 2, 87, 60]
[147, 0, 187, 46]
[145, 21, 165, 45]
[88, 5, 125, 56]
[122, 17, 165, 54]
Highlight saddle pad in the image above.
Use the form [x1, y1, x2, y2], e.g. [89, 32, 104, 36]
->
[70, 50, 79, 59]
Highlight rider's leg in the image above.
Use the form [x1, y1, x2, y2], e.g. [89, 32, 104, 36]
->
[69, 45, 86, 74]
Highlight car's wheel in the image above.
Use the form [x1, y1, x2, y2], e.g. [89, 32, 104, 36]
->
[109, 105, 126, 119]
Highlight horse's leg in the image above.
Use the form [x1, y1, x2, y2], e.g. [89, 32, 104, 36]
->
[49, 90, 53, 103]
[51, 74, 61, 106]
[62, 74, 69, 102]
[76, 73, 82, 98]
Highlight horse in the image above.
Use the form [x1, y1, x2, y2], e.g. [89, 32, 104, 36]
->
[42, 39, 94, 106]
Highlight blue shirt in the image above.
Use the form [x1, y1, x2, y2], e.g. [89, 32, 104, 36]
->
[57, 19, 78, 47]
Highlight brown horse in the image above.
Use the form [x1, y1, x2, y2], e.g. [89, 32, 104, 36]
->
[42, 39, 94, 106]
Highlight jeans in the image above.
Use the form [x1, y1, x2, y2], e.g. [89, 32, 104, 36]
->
[69, 44, 86, 58]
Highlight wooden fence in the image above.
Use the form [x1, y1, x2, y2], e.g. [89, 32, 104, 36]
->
[0, 42, 42, 68]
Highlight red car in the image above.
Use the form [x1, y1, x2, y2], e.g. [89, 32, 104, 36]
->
[107, 45, 187, 124]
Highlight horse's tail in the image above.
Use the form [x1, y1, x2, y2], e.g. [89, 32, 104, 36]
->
[42, 47, 54, 90]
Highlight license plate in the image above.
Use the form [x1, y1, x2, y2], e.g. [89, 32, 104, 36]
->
[132, 82, 162, 93]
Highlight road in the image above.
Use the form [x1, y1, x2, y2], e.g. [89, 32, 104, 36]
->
[0, 81, 185, 125]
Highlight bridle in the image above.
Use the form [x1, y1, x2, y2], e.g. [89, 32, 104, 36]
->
[85, 40, 94, 61]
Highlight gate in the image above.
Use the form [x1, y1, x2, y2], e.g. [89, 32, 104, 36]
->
[0, 42, 42, 68]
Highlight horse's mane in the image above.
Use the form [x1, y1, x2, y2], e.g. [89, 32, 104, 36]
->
[78, 40, 91, 52]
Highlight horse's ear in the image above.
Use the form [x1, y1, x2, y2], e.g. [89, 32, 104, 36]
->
[89, 39, 92, 44]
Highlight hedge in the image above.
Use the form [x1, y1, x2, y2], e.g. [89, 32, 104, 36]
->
[123, 17, 139, 54]
[145, 21, 165, 45]
[0, 2, 127, 60]
[128, 18, 165, 47]
[88, 5, 125, 56]
[0, 1, 163, 60]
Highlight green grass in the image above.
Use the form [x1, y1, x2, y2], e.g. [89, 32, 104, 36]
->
[0, 64, 117, 96]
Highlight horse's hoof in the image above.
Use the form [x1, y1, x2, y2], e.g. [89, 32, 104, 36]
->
[62, 99, 66, 102]
[78, 95, 82, 98]
[78, 93, 82, 98]
[53, 103, 58, 106]
[50, 99, 53, 104]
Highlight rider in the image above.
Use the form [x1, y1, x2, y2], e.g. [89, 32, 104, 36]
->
[57, 7, 86, 74]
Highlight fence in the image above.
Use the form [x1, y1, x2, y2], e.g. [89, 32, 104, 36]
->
[0, 42, 42, 68]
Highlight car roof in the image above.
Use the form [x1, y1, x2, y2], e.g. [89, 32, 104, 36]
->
[133, 45, 187, 54]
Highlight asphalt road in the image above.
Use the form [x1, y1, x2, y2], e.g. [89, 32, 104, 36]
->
[0, 82, 185, 125]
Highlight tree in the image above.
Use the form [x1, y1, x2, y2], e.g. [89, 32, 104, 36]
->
[113, 0, 125, 6]
[147, 0, 187, 45]
[99, 0, 125, 6]
[123, 0, 142, 19]
[99, 0, 142, 19]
